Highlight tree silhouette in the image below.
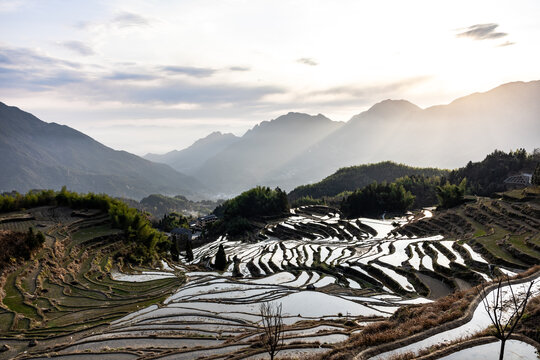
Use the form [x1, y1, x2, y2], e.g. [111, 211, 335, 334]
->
[260, 302, 284, 360]
[479, 276, 535, 360]
[214, 244, 227, 271]
[185, 238, 193, 262]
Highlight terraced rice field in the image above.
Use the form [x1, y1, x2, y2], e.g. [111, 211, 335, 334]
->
[3, 196, 540, 360]
[0, 207, 184, 359]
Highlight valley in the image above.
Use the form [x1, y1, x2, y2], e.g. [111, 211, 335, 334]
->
[1, 187, 539, 359]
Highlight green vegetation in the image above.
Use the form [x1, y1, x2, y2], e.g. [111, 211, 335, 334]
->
[449, 149, 539, 196]
[185, 238, 194, 261]
[0, 209, 184, 338]
[341, 182, 415, 218]
[436, 179, 467, 209]
[0, 187, 171, 265]
[288, 161, 448, 202]
[209, 186, 289, 237]
[532, 163, 540, 185]
[155, 212, 190, 232]
[0, 227, 45, 269]
[290, 195, 325, 208]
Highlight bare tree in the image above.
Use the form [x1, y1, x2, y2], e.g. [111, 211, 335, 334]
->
[260, 302, 284, 360]
[479, 276, 535, 360]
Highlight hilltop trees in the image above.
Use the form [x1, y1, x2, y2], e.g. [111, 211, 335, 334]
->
[449, 149, 537, 196]
[209, 186, 290, 238]
[436, 179, 467, 209]
[341, 182, 415, 218]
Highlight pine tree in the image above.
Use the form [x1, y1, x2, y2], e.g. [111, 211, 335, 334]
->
[532, 163, 540, 186]
[214, 244, 227, 270]
[185, 238, 194, 262]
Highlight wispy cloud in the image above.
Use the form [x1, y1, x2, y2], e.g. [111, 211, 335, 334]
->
[456, 23, 507, 40]
[60, 41, 95, 56]
[229, 66, 250, 72]
[308, 76, 431, 98]
[111, 12, 150, 27]
[161, 66, 216, 78]
[498, 40, 515, 47]
[0, 45, 283, 106]
[104, 72, 156, 81]
[297, 58, 318, 66]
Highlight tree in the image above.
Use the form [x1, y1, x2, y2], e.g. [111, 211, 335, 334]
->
[185, 238, 194, 262]
[479, 276, 535, 360]
[214, 244, 227, 270]
[436, 179, 466, 209]
[260, 302, 284, 360]
[532, 163, 540, 186]
[341, 182, 415, 218]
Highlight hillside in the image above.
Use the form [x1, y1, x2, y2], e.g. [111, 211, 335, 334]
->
[144, 131, 239, 175]
[288, 161, 448, 201]
[121, 193, 223, 218]
[0, 102, 205, 200]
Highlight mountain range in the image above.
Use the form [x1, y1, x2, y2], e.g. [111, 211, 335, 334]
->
[1, 80, 539, 199]
[0, 102, 204, 200]
[147, 80, 540, 195]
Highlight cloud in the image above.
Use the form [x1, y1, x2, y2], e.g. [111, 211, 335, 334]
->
[456, 23, 507, 40]
[161, 66, 216, 78]
[60, 41, 95, 56]
[104, 72, 157, 81]
[0, 46, 283, 106]
[309, 76, 431, 98]
[498, 41, 515, 47]
[297, 58, 318, 66]
[0, 47, 80, 68]
[229, 66, 250, 72]
[111, 12, 150, 27]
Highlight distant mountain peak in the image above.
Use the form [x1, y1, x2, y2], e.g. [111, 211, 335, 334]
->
[367, 99, 421, 114]
[349, 99, 421, 123]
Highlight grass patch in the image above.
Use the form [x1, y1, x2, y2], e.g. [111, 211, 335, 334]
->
[71, 224, 121, 244]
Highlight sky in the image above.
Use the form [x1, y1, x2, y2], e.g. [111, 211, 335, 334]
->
[1, 0, 539, 155]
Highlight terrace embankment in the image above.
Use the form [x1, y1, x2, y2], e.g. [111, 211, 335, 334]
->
[0, 206, 184, 359]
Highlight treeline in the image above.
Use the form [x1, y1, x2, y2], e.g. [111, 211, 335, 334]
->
[448, 149, 539, 196]
[288, 161, 448, 202]
[0, 187, 170, 264]
[340, 176, 468, 218]
[291, 149, 540, 218]
[209, 186, 289, 237]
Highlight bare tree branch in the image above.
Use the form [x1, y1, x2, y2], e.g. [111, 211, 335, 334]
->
[260, 302, 284, 360]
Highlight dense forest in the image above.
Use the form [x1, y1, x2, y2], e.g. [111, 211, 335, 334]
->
[289, 150, 540, 210]
[0, 188, 171, 264]
[449, 149, 539, 196]
[288, 161, 448, 202]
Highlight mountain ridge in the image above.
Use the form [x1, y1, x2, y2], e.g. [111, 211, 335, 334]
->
[0, 102, 205, 200]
